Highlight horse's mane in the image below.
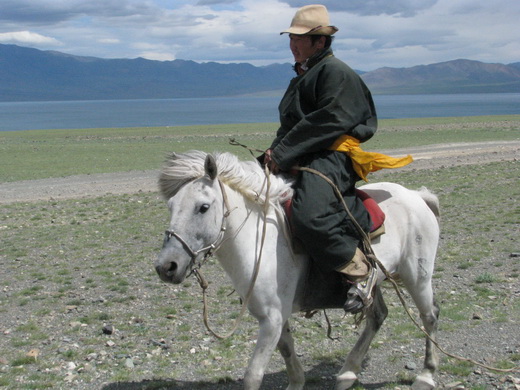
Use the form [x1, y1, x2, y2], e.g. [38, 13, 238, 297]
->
[159, 150, 294, 206]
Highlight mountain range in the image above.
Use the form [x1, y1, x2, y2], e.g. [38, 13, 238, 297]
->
[1, 43, 519, 102]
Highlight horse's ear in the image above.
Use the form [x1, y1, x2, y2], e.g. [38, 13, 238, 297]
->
[204, 154, 218, 180]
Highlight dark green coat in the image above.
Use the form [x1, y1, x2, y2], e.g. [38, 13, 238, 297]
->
[270, 48, 377, 171]
[270, 48, 377, 272]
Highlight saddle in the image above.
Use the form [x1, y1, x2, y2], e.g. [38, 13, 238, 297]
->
[283, 188, 385, 238]
[355, 189, 386, 240]
[283, 189, 386, 312]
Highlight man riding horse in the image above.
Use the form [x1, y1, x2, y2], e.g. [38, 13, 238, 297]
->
[261, 4, 411, 313]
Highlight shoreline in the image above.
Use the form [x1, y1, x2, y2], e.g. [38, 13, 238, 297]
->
[1, 113, 519, 133]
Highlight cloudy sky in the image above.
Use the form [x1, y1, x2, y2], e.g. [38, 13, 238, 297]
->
[0, 0, 518, 71]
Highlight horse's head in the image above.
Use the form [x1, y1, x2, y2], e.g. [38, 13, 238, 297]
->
[155, 154, 225, 284]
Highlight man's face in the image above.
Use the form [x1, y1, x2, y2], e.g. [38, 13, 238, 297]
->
[289, 34, 325, 64]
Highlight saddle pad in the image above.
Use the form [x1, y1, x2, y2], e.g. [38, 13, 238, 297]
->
[355, 189, 385, 232]
[283, 189, 385, 233]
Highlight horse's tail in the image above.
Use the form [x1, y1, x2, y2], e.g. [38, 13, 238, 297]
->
[417, 186, 440, 220]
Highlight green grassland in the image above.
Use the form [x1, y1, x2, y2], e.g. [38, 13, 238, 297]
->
[1, 115, 519, 182]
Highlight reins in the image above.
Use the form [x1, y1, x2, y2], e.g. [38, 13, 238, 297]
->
[192, 165, 272, 339]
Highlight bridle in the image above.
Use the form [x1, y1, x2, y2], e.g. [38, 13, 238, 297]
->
[164, 179, 232, 276]
[161, 165, 272, 339]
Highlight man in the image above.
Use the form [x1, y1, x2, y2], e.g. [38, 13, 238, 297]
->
[263, 4, 378, 313]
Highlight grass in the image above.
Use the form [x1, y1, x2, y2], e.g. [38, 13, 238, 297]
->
[0, 123, 274, 182]
[441, 359, 474, 376]
[0, 116, 519, 389]
[367, 115, 520, 150]
[0, 115, 518, 182]
[474, 272, 497, 284]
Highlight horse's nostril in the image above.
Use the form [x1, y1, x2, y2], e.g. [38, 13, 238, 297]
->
[165, 262, 177, 278]
[156, 262, 178, 277]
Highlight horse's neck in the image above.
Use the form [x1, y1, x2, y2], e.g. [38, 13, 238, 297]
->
[215, 187, 298, 293]
[217, 188, 268, 268]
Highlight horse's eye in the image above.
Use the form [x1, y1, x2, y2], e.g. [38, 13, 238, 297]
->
[199, 204, 210, 214]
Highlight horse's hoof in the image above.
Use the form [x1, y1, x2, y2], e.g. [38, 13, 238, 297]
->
[285, 384, 304, 390]
[335, 371, 357, 390]
[411, 374, 435, 390]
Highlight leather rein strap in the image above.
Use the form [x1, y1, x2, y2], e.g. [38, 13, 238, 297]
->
[194, 169, 271, 339]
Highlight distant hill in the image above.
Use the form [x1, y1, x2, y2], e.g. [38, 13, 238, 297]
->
[362, 59, 520, 94]
[508, 62, 520, 72]
[0, 44, 519, 101]
[0, 44, 294, 101]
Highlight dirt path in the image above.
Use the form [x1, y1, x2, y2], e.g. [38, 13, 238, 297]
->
[1, 141, 518, 204]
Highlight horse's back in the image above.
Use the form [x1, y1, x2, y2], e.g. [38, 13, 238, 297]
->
[360, 182, 439, 227]
[359, 182, 440, 280]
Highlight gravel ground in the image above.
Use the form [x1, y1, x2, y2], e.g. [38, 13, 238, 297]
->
[1, 140, 519, 390]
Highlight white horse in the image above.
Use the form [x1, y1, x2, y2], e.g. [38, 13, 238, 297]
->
[155, 150, 440, 390]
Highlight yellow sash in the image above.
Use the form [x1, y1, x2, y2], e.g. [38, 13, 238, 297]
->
[329, 135, 413, 181]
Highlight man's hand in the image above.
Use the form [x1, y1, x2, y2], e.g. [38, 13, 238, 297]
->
[264, 149, 280, 174]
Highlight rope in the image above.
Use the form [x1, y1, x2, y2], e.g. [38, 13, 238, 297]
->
[225, 139, 519, 373]
[195, 164, 272, 339]
[229, 138, 264, 156]
[296, 165, 519, 374]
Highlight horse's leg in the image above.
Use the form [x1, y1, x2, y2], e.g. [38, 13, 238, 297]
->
[336, 285, 388, 390]
[411, 287, 440, 390]
[277, 320, 305, 390]
[243, 310, 285, 390]
[398, 251, 440, 389]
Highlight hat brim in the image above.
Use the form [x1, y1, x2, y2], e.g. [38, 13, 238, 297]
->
[280, 25, 338, 36]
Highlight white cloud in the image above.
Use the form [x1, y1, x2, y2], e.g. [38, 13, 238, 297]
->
[0, 0, 517, 69]
[280, 0, 439, 17]
[137, 51, 176, 61]
[130, 41, 177, 61]
[98, 38, 120, 44]
[0, 30, 61, 46]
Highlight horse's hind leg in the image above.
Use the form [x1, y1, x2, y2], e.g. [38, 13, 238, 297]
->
[412, 297, 440, 390]
[401, 260, 440, 390]
[336, 286, 388, 390]
[277, 320, 305, 390]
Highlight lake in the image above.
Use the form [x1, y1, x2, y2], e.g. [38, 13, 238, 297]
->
[0, 93, 519, 131]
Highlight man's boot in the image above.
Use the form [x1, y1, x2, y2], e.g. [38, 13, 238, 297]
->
[338, 248, 377, 314]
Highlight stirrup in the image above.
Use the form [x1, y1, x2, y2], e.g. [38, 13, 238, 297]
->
[343, 266, 377, 314]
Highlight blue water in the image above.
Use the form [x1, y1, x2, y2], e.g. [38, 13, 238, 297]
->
[0, 93, 519, 131]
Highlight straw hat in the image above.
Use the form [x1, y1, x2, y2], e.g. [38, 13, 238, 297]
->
[280, 4, 338, 36]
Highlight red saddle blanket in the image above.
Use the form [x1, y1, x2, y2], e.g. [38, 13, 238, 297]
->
[355, 189, 385, 232]
[283, 189, 385, 233]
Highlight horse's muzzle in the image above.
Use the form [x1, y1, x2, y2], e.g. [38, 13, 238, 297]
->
[155, 261, 181, 284]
